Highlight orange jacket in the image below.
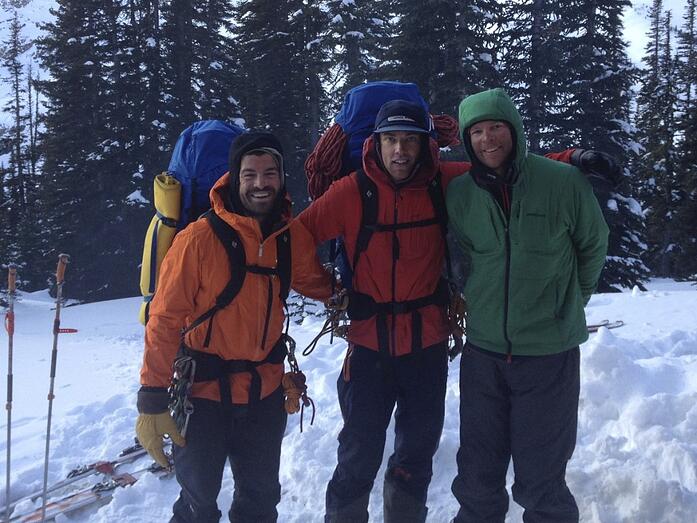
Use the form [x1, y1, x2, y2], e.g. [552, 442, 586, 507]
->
[140, 173, 332, 403]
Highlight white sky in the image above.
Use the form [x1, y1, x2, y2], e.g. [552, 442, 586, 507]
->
[624, 0, 689, 66]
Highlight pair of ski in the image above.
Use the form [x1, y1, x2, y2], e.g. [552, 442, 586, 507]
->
[8, 441, 172, 522]
[587, 319, 624, 333]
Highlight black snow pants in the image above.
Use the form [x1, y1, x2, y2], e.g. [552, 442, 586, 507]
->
[325, 342, 448, 523]
[452, 344, 580, 523]
[170, 387, 287, 523]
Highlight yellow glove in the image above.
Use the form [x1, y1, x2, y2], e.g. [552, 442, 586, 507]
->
[135, 412, 185, 468]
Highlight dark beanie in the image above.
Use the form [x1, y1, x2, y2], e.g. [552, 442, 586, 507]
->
[227, 131, 286, 215]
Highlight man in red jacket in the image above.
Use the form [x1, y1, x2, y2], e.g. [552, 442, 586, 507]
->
[300, 100, 452, 523]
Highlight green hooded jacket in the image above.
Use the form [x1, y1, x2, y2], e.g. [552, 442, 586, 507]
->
[446, 88, 609, 356]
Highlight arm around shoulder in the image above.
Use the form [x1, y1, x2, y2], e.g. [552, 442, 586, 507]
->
[297, 175, 357, 245]
[289, 218, 334, 302]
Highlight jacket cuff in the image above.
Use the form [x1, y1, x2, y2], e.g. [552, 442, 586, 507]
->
[569, 148, 585, 167]
[137, 387, 170, 414]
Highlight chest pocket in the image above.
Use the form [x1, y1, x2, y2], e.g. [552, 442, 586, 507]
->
[517, 208, 553, 253]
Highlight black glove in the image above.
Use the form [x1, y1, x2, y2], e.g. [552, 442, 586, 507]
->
[570, 149, 622, 187]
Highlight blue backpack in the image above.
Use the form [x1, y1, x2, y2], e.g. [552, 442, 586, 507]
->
[334, 81, 431, 173]
[138, 120, 246, 324]
[167, 120, 246, 229]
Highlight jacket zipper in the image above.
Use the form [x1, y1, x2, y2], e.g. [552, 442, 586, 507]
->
[259, 238, 271, 351]
[390, 190, 400, 357]
[501, 185, 513, 362]
[260, 276, 273, 350]
[503, 225, 513, 363]
[487, 185, 513, 362]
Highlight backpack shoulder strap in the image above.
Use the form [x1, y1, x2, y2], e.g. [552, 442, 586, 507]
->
[353, 168, 378, 270]
[205, 210, 247, 308]
[426, 172, 454, 281]
[181, 210, 247, 342]
[427, 171, 448, 237]
[275, 228, 292, 301]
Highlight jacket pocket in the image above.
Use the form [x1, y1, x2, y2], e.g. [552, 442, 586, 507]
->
[517, 208, 553, 253]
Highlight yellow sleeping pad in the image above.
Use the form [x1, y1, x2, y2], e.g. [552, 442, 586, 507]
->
[139, 173, 181, 325]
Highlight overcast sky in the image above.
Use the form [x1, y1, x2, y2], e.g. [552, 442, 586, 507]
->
[624, 0, 688, 66]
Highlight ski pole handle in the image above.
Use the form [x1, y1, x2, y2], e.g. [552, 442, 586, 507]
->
[8, 264, 17, 293]
[56, 254, 70, 285]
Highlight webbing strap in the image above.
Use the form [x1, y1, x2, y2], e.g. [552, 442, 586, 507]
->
[347, 278, 450, 321]
[351, 169, 448, 273]
[353, 169, 377, 270]
[148, 221, 160, 295]
[181, 338, 288, 406]
[368, 217, 440, 232]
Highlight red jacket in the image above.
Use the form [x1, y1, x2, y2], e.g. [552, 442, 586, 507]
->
[141, 174, 332, 403]
[299, 135, 450, 355]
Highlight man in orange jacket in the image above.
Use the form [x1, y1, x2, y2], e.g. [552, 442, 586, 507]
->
[136, 132, 333, 523]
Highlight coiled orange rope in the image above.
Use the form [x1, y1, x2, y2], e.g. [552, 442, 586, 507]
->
[305, 114, 461, 200]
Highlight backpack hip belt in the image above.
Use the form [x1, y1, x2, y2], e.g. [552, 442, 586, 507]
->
[179, 336, 289, 406]
[348, 278, 450, 353]
[347, 278, 449, 321]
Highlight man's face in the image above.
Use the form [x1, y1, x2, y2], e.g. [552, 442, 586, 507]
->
[379, 131, 422, 182]
[468, 120, 514, 175]
[238, 153, 282, 218]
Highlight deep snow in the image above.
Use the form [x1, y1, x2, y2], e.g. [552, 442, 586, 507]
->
[0, 280, 696, 522]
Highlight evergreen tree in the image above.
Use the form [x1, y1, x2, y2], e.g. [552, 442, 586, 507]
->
[233, 0, 330, 207]
[160, 0, 243, 146]
[325, 0, 391, 109]
[500, 0, 579, 152]
[674, 0, 697, 278]
[384, 0, 501, 117]
[558, 0, 650, 290]
[36, 0, 126, 299]
[635, 1, 681, 277]
[1, 10, 31, 261]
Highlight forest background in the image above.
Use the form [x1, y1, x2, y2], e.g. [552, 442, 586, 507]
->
[0, 0, 695, 302]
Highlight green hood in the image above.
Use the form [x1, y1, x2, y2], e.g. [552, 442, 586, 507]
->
[458, 88, 527, 175]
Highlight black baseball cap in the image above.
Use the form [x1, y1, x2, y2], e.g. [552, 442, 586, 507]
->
[374, 100, 432, 134]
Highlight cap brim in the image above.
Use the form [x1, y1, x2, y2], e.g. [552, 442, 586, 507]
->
[375, 124, 429, 134]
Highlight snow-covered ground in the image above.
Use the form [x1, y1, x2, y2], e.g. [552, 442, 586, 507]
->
[1, 280, 696, 522]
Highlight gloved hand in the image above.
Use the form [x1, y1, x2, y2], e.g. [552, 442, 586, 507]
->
[136, 387, 185, 468]
[570, 149, 622, 186]
[326, 289, 349, 311]
[135, 411, 185, 468]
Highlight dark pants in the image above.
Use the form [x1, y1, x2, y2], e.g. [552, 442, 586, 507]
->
[452, 345, 580, 523]
[325, 342, 448, 523]
[170, 387, 287, 523]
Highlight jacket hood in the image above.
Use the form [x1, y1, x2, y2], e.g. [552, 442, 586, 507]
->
[361, 134, 441, 188]
[458, 88, 527, 179]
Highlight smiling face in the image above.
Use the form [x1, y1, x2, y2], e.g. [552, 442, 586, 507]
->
[468, 120, 514, 176]
[238, 153, 282, 219]
[379, 131, 423, 182]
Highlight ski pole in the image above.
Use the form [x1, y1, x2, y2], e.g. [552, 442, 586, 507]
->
[40, 254, 70, 523]
[4, 264, 17, 522]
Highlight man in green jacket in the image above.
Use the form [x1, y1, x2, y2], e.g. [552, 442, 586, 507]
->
[446, 88, 609, 523]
